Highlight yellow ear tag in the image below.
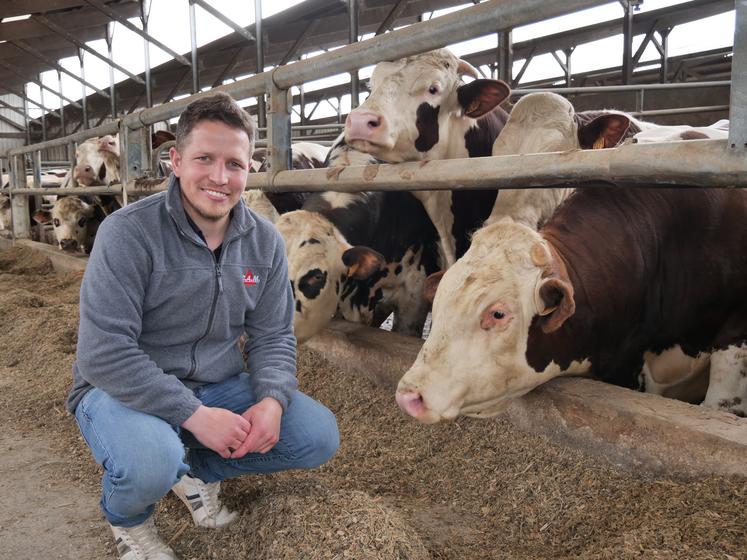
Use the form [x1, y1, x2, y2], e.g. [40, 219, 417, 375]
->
[346, 263, 359, 278]
[592, 136, 606, 150]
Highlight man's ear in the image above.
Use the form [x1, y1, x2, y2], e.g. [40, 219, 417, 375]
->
[577, 113, 631, 149]
[342, 246, 385, 280]
[169, 146, 181, 177]
[457, 79, 511, 118]
[536, 277, 575, 333]
[423, 270, 445, 303]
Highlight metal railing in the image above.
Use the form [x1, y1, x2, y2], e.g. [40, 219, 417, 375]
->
[2, 0, 744, 243]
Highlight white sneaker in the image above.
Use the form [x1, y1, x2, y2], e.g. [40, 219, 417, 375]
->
[109, 517, 179, 559]
[171, 474, 238, 529]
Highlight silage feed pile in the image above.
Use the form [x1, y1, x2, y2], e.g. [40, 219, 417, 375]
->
[0, 246, 745, 560]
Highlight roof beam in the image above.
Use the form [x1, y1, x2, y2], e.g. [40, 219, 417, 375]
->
[190, 0, 255, 43]
[0, 59, 82, 109]
[0, 0, 87, 18]
[9, 39, 111, 99]
[0, 83, 61, 119]
[0, 97, 39, 124]
[375, 0, 408, 35]
[278, 19, 318, 66]
[0, 112, 26, 132]
[32, 14, 146, 86]
[82, 0, 192, 67]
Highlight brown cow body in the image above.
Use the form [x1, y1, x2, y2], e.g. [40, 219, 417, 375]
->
[397, 187, 747, 422]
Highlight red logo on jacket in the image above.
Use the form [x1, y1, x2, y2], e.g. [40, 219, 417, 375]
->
[243, 269, 259, 286]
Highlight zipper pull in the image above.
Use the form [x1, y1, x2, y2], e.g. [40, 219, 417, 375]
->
[216, 265, 223, 294]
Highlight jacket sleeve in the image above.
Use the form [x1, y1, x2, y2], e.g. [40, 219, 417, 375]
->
[243, 230, 298, 411]
[75, 213, 202, 426]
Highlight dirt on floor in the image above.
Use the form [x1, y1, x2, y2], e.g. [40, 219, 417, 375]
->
[0, 245, 745, 560]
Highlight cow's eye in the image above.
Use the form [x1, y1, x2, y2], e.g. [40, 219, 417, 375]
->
[77, 217, 87, 227]
[428, 84, 439, 95]
[53, 218, 60, 227]
[492, 311, 505, 320]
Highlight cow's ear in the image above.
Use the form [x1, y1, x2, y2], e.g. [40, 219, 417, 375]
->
[536, 277, 575, 333]
[578, 113, 631, 149]
[152, 130, 176, 149]
[342, 246, 385, 280]
[424, 270, 445, 303]
[32, 210, 52, 224]
[457, 79, 511, 118]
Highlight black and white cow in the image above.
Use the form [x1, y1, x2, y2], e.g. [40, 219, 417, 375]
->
[275, 189, 440, 343]
[344, 48, 511, 265]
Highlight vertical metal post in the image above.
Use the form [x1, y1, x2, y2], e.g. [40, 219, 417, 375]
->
[498, 30, 513, 84]
[255, 0, 266, 128]
[267, 81, 291, 173]
[622, 0, 634, 85]
[659, 28, 671, 83]
[348, 0, 360, 109]
[299, 82, 306, 129]
[564, 48, 574, 86]
[57, 70, 66, 138]
[141, 1, 153, 109]
[32, 151, 42, 189]
[107, 22, 117, 118]
[22, 84, 31, 145]
[189, 0, 199, 94]
[78, 48, 89, 130]
[39, 75, 47, 143]
[728, 0, 747, 152]
[11, 155, 30, 240]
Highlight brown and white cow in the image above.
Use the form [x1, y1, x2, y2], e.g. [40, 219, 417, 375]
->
[396, 187, 747, 422]
[32, 196, 115, 253]
[632, 119, 729, 143]
[344, 48, 511, 266]
[486, 92, 642, 228]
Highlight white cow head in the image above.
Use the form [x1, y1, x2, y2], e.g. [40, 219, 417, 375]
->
[396, 219, 582, 423]
[275, 207, 384, 343]
[345, 48, 510, 162]
[73, 136, 120, 186]
[0, 194, 11, 233]
[34, 197, 98, 253]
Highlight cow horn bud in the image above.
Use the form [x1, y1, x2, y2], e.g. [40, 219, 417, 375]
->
[457, 59, 479, 79]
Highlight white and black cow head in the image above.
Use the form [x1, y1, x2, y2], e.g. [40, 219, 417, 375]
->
[396, 218, 585, 423]
[33, 197, 98, 253]
[275, 206, 384, 343]
[73, 136, 120, 187]
[0, 193, 11, 234]
[345, 48, 511, 162]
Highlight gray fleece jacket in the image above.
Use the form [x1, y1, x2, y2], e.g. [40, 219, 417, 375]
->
[67, 175, 297, 426]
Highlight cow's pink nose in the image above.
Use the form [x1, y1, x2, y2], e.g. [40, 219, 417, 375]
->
[395, 390, 426, 418]
[346, 111, 384, 141]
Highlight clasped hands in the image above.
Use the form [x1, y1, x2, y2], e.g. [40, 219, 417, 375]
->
[181, 397, 283, 459]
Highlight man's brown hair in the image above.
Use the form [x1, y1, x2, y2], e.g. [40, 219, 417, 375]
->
[175, 91, 256, 152]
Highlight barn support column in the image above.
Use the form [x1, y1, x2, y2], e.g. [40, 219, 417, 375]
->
[10, 154, 30, 240]
[256, 0, 267, 129]
[348, 0, 360, 109]
[106, 23, 117, 119]
[57, 70, 66, 139]
[729, 0, 747, 153]
[659, 28, 671, 83]
[22, 85, 31, 146]
[39, 76, 47, 143]
[267, 80, 292, 174]
[78, 49, 89, 131]
[621, 0, 636, 84]
[498, 30, 513, 84]
[141, 0, 153, 109]
[189, 0, 199, 94]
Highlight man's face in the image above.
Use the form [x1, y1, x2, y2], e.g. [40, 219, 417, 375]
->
[170, 120, 251, 224]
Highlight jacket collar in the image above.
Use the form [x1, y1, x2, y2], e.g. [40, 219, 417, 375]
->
[164, 174, 256, 245]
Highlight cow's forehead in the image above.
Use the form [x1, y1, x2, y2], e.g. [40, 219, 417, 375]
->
[370, 50, 459, 89]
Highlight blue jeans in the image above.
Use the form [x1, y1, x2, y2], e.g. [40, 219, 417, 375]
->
[74, 373, 339, 527]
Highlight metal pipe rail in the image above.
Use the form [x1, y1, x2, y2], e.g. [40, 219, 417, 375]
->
[514, 80, 731, 96]
[241, 139, 747, 192]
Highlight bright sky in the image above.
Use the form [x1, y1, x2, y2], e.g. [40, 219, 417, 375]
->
[20, 0, 736, 123]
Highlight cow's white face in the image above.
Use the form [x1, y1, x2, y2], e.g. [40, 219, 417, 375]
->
[50, 197, 96, 253]
[492, 93, 580, 155]
[74, 138, 108, 186]
[345, 49, 508, 162]
[275, 210, 351, 344]
[396, 219, 582, 423]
